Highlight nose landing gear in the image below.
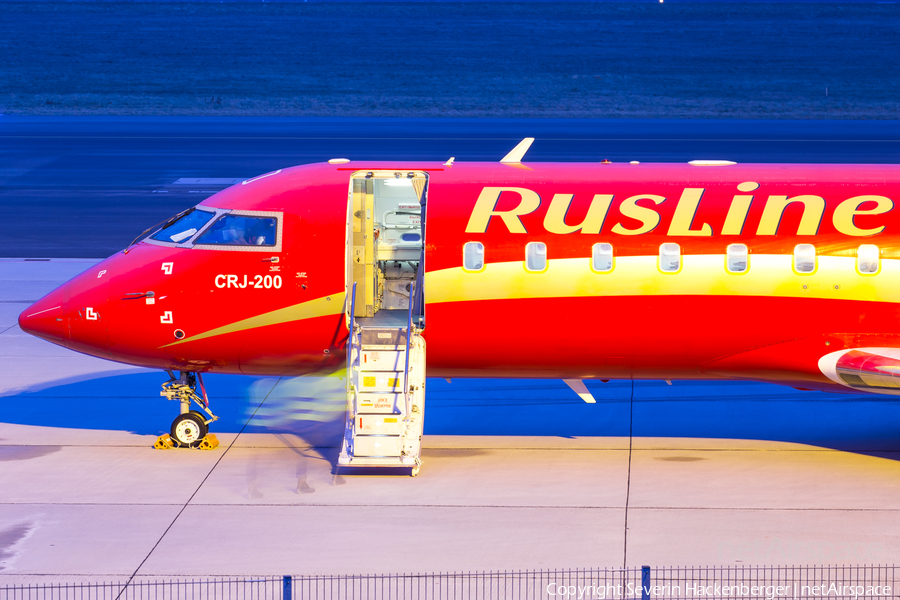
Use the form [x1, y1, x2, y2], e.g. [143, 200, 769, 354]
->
[171, 411, 207, 446]
[154, 371, 220, 450]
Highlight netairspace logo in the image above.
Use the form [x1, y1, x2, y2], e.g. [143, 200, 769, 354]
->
[544, 583, 895, 600]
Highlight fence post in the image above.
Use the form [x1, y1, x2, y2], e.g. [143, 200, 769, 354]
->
[283, 575, 292, 600]
[642, 566, 651, 600]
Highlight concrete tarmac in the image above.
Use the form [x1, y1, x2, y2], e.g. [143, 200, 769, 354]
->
[1, 118, 900, 582]
[1, 260, 898, 581]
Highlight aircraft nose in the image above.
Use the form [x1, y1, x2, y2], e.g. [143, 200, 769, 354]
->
[18, 283, 69, 344]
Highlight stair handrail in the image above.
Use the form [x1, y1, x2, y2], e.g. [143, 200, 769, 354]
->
[342, 282, 359, 459]
[348, 282, 358, 384]
[349, 282, 358, 333]
[403, 281, 415, 423]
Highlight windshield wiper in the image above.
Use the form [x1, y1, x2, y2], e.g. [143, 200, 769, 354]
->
[124, 207, 194, 253]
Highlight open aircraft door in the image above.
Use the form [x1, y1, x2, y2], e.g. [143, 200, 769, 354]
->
[341, 170, 428, 475]
[346, 170, 427, 324]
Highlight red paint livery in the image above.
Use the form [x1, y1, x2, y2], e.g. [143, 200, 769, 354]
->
[19, 159, 900, 402]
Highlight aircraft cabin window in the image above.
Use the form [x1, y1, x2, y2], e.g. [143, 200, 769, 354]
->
[794, 244, 816, 274]
[858, 244, 880, 274]
[195, 214, 277, 246]
[659, 243, 681, 273]
[726, 243, 749, 273]
[592, 243, 614, 273]
[150, 208, 215, 244]
[525, 242, 547, 272]
[463, 242, 485, 271]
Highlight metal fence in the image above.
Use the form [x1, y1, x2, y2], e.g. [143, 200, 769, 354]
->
[2, 566, 897, 600]
[0, 577, 283, 600]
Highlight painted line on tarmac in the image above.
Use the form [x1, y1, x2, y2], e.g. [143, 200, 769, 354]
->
[120, 375, 284, 587]
[3, 135, 900, 143]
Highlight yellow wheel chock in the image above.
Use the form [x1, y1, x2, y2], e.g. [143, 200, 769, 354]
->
[196, 434, 219, 450]
[153, 433, 219, 450]
[154, 434, 176, 449]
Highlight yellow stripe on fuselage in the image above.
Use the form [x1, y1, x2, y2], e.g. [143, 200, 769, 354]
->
[425, 255, 896, 304]
[160, 255, 894, 349]
[161, 292, 346, 348]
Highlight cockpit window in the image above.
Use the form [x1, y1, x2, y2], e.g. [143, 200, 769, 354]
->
[194, 214, 277, 246]
[150, 208, 215, 244]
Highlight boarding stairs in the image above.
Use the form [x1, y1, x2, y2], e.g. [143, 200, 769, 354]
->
[339, 284, 425, 475]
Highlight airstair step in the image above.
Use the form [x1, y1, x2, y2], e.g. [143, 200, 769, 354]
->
[359, 349, 406, 371]
[358, 372, 405, 392]
[360, 328, 407, 348]
[353, 435, 402, 457]
[357, 414, 404, 435]
[356, 392, 404, 414]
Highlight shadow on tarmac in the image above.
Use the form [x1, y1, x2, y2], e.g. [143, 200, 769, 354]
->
[1, 372, 899, 463]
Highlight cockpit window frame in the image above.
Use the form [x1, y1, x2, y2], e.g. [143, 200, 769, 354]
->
[142, 207, 283, 252]
[146, 207, 218, 245]
[192, 209, 284, 252]
[142, 207, 222, 250]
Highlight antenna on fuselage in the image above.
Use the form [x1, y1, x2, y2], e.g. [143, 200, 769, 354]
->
[500, 138, 534, 164]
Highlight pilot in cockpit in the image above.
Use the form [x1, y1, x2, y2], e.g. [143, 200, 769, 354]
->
[244, 219, 273, 245]
[199, 215, 276, 246]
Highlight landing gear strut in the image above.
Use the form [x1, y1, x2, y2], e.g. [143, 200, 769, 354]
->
[154, 371, 220, 450]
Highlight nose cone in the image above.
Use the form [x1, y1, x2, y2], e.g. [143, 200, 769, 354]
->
[18, 283, 69, 345]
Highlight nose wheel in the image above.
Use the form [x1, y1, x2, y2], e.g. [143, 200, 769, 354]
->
[170, 411, 208, 447]
[155, 371, 220, 450]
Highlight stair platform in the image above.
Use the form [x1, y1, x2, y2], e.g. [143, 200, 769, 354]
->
[339, 306, 425, 476]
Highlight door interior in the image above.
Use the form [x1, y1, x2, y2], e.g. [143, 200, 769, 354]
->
[346, 171, 427, 327]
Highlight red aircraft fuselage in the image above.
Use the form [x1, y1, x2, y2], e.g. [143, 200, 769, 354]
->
[19, 160, 900, 396]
